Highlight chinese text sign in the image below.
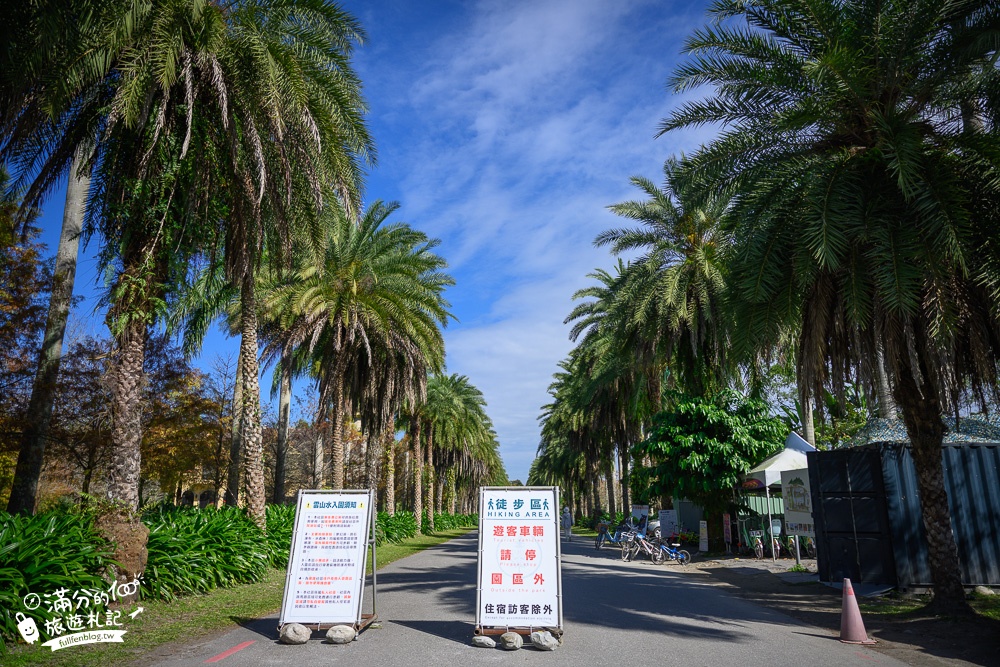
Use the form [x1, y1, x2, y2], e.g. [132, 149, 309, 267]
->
[279, 490, 372, 626]
[477, 487, 561, 630]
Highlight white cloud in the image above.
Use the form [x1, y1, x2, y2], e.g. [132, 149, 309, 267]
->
[350, 0, 716, 480]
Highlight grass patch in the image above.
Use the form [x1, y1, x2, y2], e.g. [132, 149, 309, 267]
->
[860, 590, 1000, 620]
[5, 527, 473, 666]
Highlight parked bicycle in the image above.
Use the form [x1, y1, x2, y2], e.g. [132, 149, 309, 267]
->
[654, 538, 691, 566]
[623, 532, 662, 563]
[595, 519, 637, 550]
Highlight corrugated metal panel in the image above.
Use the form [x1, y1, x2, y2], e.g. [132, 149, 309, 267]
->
[742, 494, 784, 517]
[880, 442, 1000, 587]
[809, 448, 897, 585]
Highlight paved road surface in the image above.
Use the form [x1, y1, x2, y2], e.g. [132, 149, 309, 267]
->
[145, 533, 904, 666]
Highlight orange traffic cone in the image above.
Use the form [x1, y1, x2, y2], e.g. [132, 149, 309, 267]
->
[840, 577, 877, 645]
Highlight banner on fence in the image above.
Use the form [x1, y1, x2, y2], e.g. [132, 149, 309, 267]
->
[279, 489, 374, 627]
[780, 468, 815, 537]
[476, 487, 562, 633]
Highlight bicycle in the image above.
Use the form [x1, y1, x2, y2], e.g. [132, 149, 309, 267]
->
[653, 538, 691, 566]
[802, 536, 817, 559]
[624, 533, 662, 563]
[748, 530, 765, 559]
[595, 519, 636, 550]
[619, 530, 639, 561]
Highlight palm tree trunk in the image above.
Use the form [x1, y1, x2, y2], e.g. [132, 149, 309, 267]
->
[876, 343, 896, 419]
[7, 147, 89, 514]
[604, 458, 616, 519]
[447, 466, 456, 514]
[273, 350, 291, 503]
[620, 445, 630, 515]
[435, 476, 443, 514]
[382, 423, 396, 514]
[801, 394, 816, 446]
[225, 348, 244, 506]
[411, 418, 423, 532]
[364, 432, 379, 492]
[329, 372, 346, 489]
[893, 340, 969, 615]
[106, 313, 147, 509]
[312, 431, 325, 487]
[238, 272, 266, 528]
[426, 424, 435, 531]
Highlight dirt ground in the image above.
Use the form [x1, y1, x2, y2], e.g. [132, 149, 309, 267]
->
[694, 555, 1000, 667]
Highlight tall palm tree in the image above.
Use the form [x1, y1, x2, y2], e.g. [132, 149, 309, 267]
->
[264, 200, 452, 496]
[596, 157, 731, 397]
[662, 0, 1000, 613]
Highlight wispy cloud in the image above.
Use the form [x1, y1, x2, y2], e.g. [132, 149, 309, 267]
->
[350, 0, 714, 480]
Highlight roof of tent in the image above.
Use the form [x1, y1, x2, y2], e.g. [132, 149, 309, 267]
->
[742, 432, 815, 490]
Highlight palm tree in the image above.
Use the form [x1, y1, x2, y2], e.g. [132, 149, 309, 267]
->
[661, 0, 1000, 613]
[264, 200, 452, 496]
[219, 0, 374, 526]
[596, 157, 731, 397]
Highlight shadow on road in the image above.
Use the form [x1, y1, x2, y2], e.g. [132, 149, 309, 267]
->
[390, 619, 477, 646]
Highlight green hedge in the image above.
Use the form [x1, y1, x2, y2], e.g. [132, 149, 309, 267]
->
[0, 510, 117, 649]
[142, 506, 271, 601]
[1, 505, 477, 647]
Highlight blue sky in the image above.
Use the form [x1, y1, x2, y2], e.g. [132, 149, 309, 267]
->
[35, 0, 717, 484]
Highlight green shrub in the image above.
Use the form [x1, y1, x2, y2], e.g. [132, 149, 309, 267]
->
[265, 504, 296, 568]
[0, 510, 116, 646]
[430, 512, 478, 530]
[376, 511, 417, 545]
[142, 506, 269, 601]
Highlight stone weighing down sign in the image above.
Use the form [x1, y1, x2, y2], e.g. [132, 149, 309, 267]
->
[279, 490, 374, 627]
[476, 487, 562, 632]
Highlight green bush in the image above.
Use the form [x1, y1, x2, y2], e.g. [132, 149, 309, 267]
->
[430, 512, 478, 530]
[265, 504, 296, 568]
[376, 511, 417, 545]
[0, 510, 116, 647]
[142, 506, 270, 601]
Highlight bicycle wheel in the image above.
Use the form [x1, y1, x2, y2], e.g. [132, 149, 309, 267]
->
[595, 533, 605, 550]
[754, 541, 764, 559]
[652, 546, 665, 564]
[620, 541, 632, 561]
[677, 550, 691, 566]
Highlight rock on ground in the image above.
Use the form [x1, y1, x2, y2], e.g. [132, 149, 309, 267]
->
[326, 625, 357, 644]
[529, 630, 559, 650]
[279, 623, 311, 645]
[499, 632, 523, 650]
[471, 635, 496, 648]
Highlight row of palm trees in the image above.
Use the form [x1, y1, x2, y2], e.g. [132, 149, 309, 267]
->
[533, 0, 999, 615]
[1, 1, 505, 536]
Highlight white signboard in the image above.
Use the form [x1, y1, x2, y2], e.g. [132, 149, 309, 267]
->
[658, 509, 678, 538]
[781, 468, 815, 537]
[477, 487, 562, 630]
[279, 490, 373, 626]
[631, 505, 651, 534]
[699, 520, 709, 552]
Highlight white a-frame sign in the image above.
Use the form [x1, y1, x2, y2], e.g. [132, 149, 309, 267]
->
[475, 486, 563, 638]
[279, 489, 378, 632]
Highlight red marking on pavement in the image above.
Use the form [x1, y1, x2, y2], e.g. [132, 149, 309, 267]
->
[204, 640, 256, 663]
[854, 652, 878, 661]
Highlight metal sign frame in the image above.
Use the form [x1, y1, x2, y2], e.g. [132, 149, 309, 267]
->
[474, 486, 563, 638]
[278, 489, 378, 633]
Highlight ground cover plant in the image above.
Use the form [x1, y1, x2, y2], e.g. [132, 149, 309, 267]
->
[1, 504, 479, 648]
[0, 510, 117, 651]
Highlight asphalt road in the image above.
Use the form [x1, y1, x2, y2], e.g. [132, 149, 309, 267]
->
[143, 532, 905, 667]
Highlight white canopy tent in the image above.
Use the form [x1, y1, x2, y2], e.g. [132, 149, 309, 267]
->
[742, 432, 816, 560]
